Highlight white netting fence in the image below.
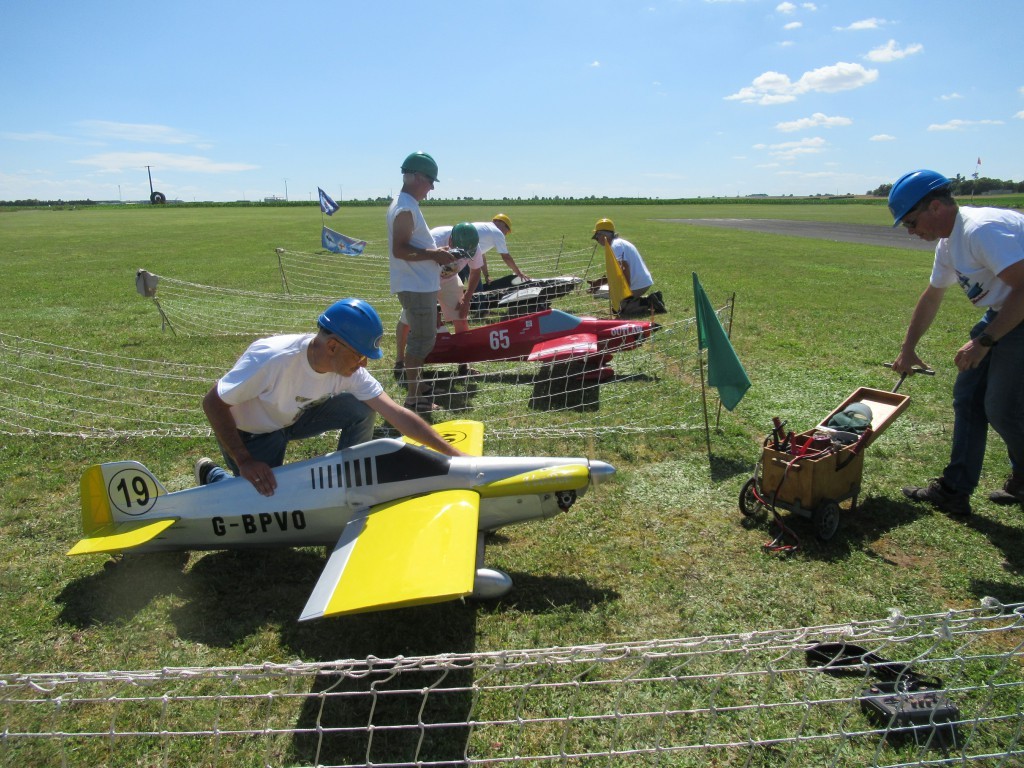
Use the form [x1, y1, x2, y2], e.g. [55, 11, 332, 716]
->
[1, 241, 724, 440]
[2, 599, 1022, 767]
[271, 237, 587, 302]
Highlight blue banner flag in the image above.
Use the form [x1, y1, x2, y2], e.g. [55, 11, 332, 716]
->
[693, 272, 750, 411]
[318, 187, 339, 216]
[322, 227, 367, 255]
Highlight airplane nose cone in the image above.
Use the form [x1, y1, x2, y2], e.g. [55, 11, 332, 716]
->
[588, 460, 616, 485]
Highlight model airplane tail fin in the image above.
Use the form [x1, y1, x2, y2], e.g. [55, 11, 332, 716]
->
[403, 419, 484, 457]
[603, 241, 633, 313]
[69, 462, 175, 556]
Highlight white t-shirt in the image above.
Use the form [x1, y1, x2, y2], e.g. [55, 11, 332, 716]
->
[930, 206, 1024, 310]
[473, 221, 510, 257]
[431, 225, 485, 282]
[216, 333, 383, 434]
[611, 237, 654, 292]
[387, 191, 439, 293]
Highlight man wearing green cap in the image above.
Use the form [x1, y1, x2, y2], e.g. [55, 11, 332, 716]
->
[393, 222, 484, 380]
[387, 152, 457, 413]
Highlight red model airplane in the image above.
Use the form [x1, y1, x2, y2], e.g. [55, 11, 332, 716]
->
[426, 308, 656, 380]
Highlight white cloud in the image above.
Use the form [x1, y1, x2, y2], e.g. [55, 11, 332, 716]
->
[757, 136, 827, 160]
[784, 21, 802, 30]
[870, 134, 896, 141]
[835, 18, 889, 31]
[1016, 110, 1024, 120]
[590, 61, 601, 67]
[776, 112, 852, 132]
[726, 62, 878, 105]
[76, 120, 201, 145]
[776, 2, 796, 13]
[940, 92, 963, 101]
[864, 40, 923, 63]
[802, 3, 817, 9]
[72, 151, 259, 174]
[927, 119, 1004, 131]
[1, 131, 85, 144]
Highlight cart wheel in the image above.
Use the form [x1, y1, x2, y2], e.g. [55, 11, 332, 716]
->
[739, 478, 765, 518]
[812, 500, 841, 541]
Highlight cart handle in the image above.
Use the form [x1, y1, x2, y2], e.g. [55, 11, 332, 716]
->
[883, 363, 935, 393]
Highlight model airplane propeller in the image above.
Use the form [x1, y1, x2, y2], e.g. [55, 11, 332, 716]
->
[68, 421, 615, 621]
[426, 308, 656, 381]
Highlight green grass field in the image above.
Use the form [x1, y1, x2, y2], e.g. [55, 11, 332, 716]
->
[1, 200, 1022, 764]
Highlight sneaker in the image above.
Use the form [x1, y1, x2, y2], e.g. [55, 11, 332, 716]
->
[988, 475, 1024, 505]
[650, 291, 668, 314]
[194, 457, 217, 486]
[457, 363, 481, 377]
[902, 478, 972, 516]
[393, 361, 405, 382]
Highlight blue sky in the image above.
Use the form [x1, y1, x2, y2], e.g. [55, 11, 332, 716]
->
[2, 0, 1021, 202]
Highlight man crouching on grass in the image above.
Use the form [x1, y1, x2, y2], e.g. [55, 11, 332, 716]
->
[195, 298, 466, 496]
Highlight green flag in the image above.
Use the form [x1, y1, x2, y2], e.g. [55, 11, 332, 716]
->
[693, 272, 750, 411]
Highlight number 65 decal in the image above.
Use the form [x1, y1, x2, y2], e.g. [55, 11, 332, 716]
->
[489, 329, 510, 350]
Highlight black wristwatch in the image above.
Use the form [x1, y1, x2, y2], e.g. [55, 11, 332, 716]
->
[977, 332, 997, 348]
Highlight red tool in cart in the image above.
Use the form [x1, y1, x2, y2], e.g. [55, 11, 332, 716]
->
[739, 366, 934, 548]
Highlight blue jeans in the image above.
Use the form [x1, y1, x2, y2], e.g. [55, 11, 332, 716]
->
[207, 393, 375, 483]
[942, 311, 1024, 495]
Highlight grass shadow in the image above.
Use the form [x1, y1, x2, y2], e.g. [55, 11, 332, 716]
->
[744, 495, 931, 562]
[710, 451, 755, 483]
[529, 362, 601, 412]
[280, 601, 479, 767]
[56, 552, 190, 627]
[164, 549, 483, 766]
[473, 572, 619, 614]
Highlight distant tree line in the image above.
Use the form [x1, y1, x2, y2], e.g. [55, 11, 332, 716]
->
[5, 185, 1022, 211]
[867, 175, 1024, 198]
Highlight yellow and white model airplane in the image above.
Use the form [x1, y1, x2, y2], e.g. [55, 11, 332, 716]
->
[68, 420, 614, 621]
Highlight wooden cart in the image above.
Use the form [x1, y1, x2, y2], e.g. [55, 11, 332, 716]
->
[739, 387, 910, 540]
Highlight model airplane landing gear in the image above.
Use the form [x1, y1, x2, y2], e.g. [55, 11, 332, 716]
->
[556, 489, 577, 511]
[470, 533, 513, 600]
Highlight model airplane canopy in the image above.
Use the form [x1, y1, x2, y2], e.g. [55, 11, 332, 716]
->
[68, 421, 615, 621]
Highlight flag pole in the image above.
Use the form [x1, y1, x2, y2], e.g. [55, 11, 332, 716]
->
[693, 273, 711, 457]
[714, 292, 738, 430]
[699, 343, 712, 458]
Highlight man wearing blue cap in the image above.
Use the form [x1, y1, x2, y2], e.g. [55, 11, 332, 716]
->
[195, 298, 465, 496]
[890, 170, 1024, 515]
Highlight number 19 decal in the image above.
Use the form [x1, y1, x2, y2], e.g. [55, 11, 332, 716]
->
[108, 468, 159, 516]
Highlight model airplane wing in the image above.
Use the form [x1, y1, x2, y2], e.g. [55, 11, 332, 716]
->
[527, 333, 599, 363]
[300, 489, 479, 620]
[402, 419, 484, 457]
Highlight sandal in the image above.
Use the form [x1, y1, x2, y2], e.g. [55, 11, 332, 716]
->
[404, 397, 441, 414]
